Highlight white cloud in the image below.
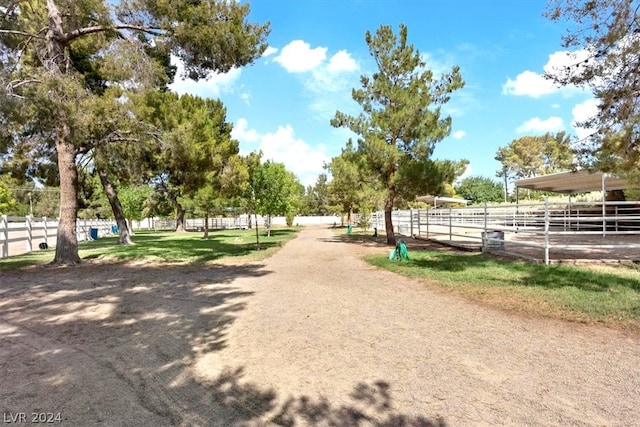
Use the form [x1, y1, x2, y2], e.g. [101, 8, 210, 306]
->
[503, 50, 590, 98]
[169, 55, 242, 98]
[262, 46, 278, 57]
[572, 98, 599, 140]
[274, 40, 327, 73]
[502, 70, 557, 98]
[259, 125, 329, 186]
[233, 119, 329, 187]
[327, 50, 358, 72]
[452, 130, 466, 139]
[516, 116, 564, 133]
[232, 118, 260, 143]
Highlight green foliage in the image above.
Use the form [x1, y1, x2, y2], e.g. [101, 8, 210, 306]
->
[331, 24, 464, 243]
[544, 1, 640, 179]
[251, 160, 301, 218]
[495, 132, 574, 182]
[0, 180, 16, 214]
[454, 176, 504, 205]
[303, 173, 332, 215]
[285, 211, 295, 227]
[0, 0, 270, 263]
[119, 185, 154, 221]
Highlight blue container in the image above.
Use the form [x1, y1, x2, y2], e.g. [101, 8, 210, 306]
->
[111, 225, 118, 234]
[90, 228, 98, 240]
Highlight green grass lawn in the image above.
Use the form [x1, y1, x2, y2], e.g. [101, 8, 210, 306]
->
[0, 227, 300, 271]
[366, 249, 640, 330]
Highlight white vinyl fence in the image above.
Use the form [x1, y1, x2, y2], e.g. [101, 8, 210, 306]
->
[1, 214, 344, 259]
[370, 199, 640, 264]
[1, 215, 116, 258]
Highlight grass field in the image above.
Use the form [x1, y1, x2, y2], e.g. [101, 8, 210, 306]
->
[365, 248, 640, 330]
[0, 227, 300, 271]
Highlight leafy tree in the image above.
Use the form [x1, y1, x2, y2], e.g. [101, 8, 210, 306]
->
[119, 185, 154, 235]
[454, 176, 504, 205]
[325, 140, 371, 224]
[544, 1, 640, 177]
[0, 1, 269, 264]
[495, 132, 573, 182]
[304, 173, 332, 216]
[144, 92, 240, 232]
[189, 154, 249, 239]
[251, 160, 300, 236]
[331, 24, 464, 245]
[0, 180, 16, 214]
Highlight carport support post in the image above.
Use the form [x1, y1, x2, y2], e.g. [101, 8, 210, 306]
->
[544, 197, 550, 265]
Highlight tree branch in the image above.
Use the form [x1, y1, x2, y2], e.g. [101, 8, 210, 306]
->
[64, 24, 164, 44]
[0, 29, 46, 40]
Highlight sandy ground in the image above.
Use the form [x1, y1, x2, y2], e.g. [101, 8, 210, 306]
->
[1, 225, 639, 426]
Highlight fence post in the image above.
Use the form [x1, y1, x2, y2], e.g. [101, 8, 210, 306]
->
[409, 209, 414, 237]
[43, 217, 48, 246]
[615, 206, 619, 232]
[26, 215, 33, 253]
[448, 207, 453, 241]
[426, 209, 429, 239]
[544, 197, 550, 265]
[483, 203, 488, 247]
[1, 215, 7, 258]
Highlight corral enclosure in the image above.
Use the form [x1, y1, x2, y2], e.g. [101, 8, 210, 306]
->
[370, 200, 640, 264]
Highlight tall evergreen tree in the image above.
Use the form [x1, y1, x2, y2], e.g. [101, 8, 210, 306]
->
[331, 24, 464, 245]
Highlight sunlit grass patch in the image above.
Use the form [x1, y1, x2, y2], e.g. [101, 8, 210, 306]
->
[366, 250, 640, 330]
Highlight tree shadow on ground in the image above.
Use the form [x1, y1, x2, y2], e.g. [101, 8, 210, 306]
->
[0, 261, 448, 425]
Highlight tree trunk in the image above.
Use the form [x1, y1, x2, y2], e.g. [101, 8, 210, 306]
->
[53, 126, 82, 264]
[96, 165, 133, 245]
[384, 182, 397, 245]
[203, 211, 209, 239]
[49, 1, 81, 264]
[384, 205, 396, 246]
[266, 214, 271, 237]
[254, 212, 260, 250]
[175, 203, 186, 232]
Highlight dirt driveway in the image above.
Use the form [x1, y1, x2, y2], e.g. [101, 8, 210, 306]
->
[1, 226, 639, 426]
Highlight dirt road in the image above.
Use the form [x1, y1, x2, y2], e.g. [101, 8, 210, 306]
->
[1, 226, 638, 426]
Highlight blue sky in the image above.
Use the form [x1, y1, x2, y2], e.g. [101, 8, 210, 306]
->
[169, 0, 596, 188]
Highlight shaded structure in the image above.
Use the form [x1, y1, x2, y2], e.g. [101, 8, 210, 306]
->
[416, 195, 469, 208]
[515, 170, 630, 195]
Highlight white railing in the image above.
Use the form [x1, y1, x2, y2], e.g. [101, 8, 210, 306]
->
[1, 215, 116, 258]
[370, 200, 640, 264]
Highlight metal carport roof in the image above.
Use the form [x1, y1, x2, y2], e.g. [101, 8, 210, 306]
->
[515, 170, 632, 194]
[416, 195, 469, 206]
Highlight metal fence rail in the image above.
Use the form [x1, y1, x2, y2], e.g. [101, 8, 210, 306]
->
[370, 200, 640, 264]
